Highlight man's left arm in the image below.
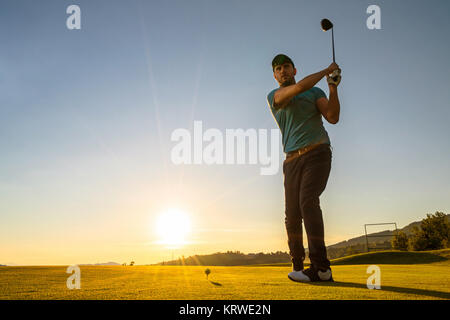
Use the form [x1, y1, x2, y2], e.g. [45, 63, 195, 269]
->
[316, 84, 340, 124]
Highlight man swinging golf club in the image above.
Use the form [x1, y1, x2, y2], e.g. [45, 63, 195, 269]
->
[266, 54, 341, 282]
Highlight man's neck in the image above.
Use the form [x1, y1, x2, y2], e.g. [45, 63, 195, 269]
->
[280, 78, 296, 87]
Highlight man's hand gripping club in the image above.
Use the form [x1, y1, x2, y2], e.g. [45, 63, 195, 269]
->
[327, 68, 342, 87]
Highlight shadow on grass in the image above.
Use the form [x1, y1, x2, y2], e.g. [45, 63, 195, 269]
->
[208, 280, 222, 286]
[308, 280, 450, 299]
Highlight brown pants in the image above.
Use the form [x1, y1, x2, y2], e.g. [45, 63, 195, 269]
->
[283, 143, 332, 271]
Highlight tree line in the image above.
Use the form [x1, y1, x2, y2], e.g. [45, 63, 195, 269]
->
[391, 211, 449, 251]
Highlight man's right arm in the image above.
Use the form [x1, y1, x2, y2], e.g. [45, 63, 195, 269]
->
[274, 62, 339, 110]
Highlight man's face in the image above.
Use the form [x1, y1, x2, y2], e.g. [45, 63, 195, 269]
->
[273, 62, 297, 87]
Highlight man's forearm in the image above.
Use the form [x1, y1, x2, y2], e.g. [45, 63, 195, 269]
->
[273, 63, 338, 110]
[296, 68, 330, 93]
[327, 85, 340, 123]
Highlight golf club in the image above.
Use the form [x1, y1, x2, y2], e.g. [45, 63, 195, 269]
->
[321, 18, 340, 82]
[321, 18, 335, 63]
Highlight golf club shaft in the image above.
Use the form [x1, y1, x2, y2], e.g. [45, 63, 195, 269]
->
[332, 28, 335, 63]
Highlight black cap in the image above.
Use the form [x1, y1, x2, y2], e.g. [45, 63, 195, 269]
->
[272, 54, 295, 71]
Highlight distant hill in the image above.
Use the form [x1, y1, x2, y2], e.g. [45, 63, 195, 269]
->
[79, 262, 121, 266]
[248, 249, 450, 267]
[153, 251, 291, 266]
[154, 213, 449, 266]
[1, 262, 18, 266]
[331, 249, 449, 265]
[326, 213, 450, 259]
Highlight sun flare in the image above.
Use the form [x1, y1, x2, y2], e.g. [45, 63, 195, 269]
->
[155, 208, 191, 247]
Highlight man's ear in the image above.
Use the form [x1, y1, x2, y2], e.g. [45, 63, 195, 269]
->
[294, 68, 297, 76]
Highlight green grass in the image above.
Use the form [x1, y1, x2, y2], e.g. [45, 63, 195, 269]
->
[1, 250, 449, 300]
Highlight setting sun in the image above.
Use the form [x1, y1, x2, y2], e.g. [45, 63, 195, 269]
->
[155, 208, 192, 248]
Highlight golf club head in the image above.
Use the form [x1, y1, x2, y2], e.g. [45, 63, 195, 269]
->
[321, 18, 333, 31]
[321, 18, 336, 62]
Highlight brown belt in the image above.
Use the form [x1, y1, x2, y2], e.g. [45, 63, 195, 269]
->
[285, 142, 328, 164]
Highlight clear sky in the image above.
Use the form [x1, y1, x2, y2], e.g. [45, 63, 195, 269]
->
[1, 0, 449, 265]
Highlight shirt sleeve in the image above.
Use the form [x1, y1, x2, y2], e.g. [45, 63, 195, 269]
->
[312, 87, 327, 100]
[267, 89, 278, 112]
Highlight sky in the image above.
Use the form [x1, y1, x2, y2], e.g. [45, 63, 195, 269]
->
[1, 0, 449, 265]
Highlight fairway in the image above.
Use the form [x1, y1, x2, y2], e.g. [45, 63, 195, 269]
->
[1, 251, 449, 300]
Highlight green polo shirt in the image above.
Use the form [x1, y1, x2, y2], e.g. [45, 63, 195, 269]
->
[267, 86, 331, 153]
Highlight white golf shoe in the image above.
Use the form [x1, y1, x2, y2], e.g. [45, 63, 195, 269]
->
[288, 266, 334, 282]
[288, 270, 311, 282]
